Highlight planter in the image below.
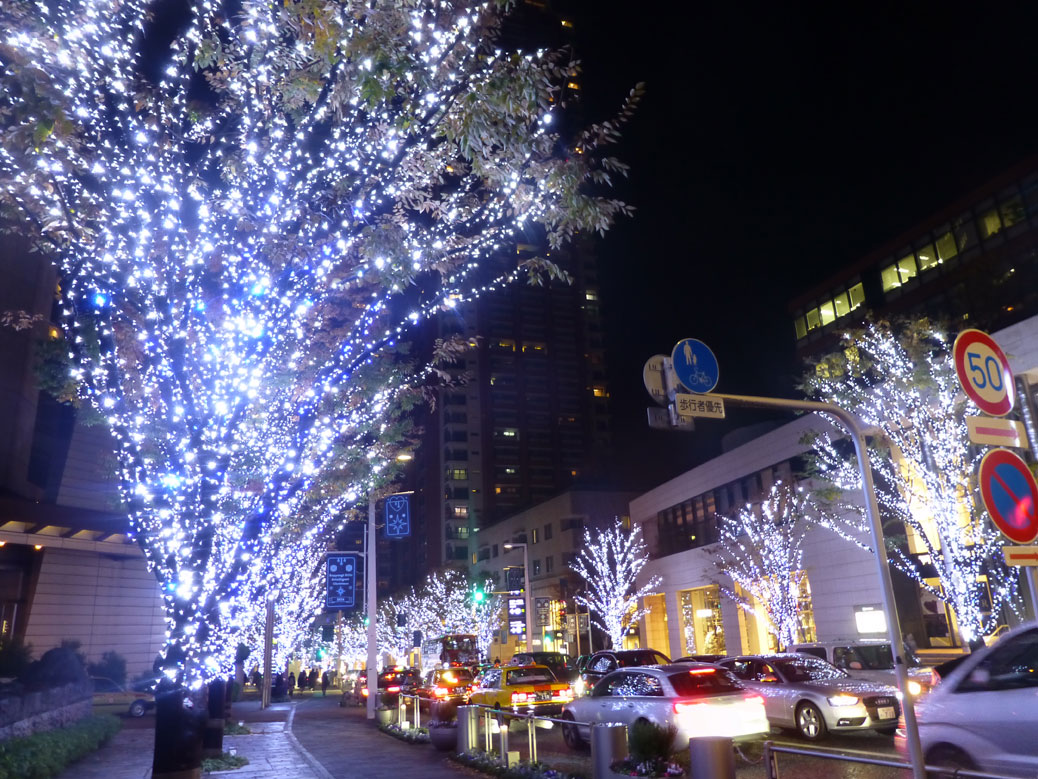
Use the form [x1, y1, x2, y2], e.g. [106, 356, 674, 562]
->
[376, 707, 396, 726]
[428, 725, 458, 752]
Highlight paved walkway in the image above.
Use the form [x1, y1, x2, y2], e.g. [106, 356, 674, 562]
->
[59, 692, 476, 779]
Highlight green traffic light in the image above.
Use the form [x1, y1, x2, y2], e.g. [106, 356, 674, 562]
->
[363, 616, 370, 626]
[473, 590, 485, 603]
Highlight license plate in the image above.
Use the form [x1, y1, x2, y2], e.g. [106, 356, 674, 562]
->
[535, 691, 551, 701]
[877, 706, 895, 720]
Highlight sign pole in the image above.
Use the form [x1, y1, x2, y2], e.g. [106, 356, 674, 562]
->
[1015, 374, 1038, 619]
[366, 492, 377, 720]
[261, 594, 274, 709]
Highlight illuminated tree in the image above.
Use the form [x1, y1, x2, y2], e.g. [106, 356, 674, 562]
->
[714, 482, 817, 648]
[0, 0, 635, 685]
[803, 318, 1020, 643]
[572, 521, 661, 649]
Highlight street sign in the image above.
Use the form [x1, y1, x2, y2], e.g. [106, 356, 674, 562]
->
[507, 597, 526, 636]
[1003, 545, 1038, 567]
[325, 553, 358, 610]
[384, 494, 411, 538]
[954, 329, 1014, 417]
[978, 448, 1038, 544]
[967, 416, 1030, 449]
[647, 406, 694, 430]
[671, 338, 719, 394]
[675, 393, 726, 419]
[642, 355, 669, 406]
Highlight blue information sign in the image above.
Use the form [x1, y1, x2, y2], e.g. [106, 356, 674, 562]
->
[326, 553, 357, 610]
[671, 338, 719, 394]
[384, 494, 411, 538]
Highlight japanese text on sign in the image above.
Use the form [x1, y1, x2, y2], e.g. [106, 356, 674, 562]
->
[675, 393, 725, 419]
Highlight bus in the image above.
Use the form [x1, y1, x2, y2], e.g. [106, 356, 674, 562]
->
[421, 634, 479, 669]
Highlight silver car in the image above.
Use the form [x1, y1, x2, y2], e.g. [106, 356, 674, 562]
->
[895, 622, 1038, 776]
[718, 654, 900, 740]
[560, 663, 769, 749]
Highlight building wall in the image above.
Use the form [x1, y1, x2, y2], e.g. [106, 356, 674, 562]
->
[22, 548, 165, 677]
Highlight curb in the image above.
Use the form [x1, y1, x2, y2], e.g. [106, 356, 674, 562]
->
[285, 705, 336, 779]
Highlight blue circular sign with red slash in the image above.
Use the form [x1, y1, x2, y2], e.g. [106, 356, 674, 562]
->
[978, 449, 1038, 544]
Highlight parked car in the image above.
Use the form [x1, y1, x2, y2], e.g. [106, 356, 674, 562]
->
[469, 664, 574, 715]
[561, 663, 769, 750]
[358, 668, 421, 705]
[717, 654, 900, 740]
[414, 667, 475, 713]
[91, 676, 155, 717]
[575, 649, 671, 696]
[787, 639, 933, 697]
[895, 622, 1038, 776]
[510, 651, 577, 682]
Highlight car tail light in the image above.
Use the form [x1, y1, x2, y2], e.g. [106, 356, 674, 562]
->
[558, 687, 574, 701]
[744, 695, 764, 706]
[361, 688, 369, 697]
[387, 685, 401, 693]
[689, 668, 716, 675]
[511, 692, 529, 704]
[433, 687, 449, 698]
[674, 701, 705, 715]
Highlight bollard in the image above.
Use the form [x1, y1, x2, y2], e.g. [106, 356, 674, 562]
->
[591, 723, 627, 779]
[457, 706, 478, 754]
[497, 711, 509, 761]
[689, 736, 735, 779]
[526, 718, 537, 764]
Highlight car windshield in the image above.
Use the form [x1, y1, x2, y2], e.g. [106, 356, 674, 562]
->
[436, 669, 473, 686]
[507, 668, 555, 685]
[773, 657, 847, 681]
[617, 651, 669, 667]
[668, 669, 743, 696]
[846, 644, 894, 670]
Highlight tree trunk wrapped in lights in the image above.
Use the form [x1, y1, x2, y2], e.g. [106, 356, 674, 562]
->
[802, 318, 1021, 644]
[714, 482, 816, 649]
[0, 0, 637, 689]
[572, 521, 660, 650]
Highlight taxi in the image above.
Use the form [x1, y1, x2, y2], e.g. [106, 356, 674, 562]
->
[469, 664, 573, 715]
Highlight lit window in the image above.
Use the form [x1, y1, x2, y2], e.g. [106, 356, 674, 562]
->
[805, 308, 821, 331]
[570, 469, 578, 477]
[1000, 195, 1024, 228]
[848, 283, 865, 310]
[592, 386, 608, 398]
[566, 81, 580, 90]
[496, 339, 516, 351]
[560, 19, 574, 28]
[818, 299, 836, 326]
[498, 428, 519, 438]
[832, 291, 850, 318]
[448, 468, 468, 480]
[532, 529, 539, 544]
[935, 231, 958, 262]
[453, 506, 469, 518]
[794, 316, 807, 339]
[979, 209, 1001, 239]
[916, 243, 938, 272]
[505, 467, 517, 475]
[585, 290, 598, 301]
[897, 254, 917, 283]
[522, 342, 546, 353]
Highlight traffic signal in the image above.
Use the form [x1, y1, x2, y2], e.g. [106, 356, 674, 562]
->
[321, 624, 334, 642]
[472, 588, 485, 604]
[363, 616, 370, 626]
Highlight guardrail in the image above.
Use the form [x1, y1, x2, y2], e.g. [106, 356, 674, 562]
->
[763, 742, 1017, 779]
[461, 701, 583, 765]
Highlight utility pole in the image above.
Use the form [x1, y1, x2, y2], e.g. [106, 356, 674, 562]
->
[365, 492, 377, 720]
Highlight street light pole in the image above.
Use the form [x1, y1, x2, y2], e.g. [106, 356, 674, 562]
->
[366, 492, 377, 720]
[504, 542, 534, 652]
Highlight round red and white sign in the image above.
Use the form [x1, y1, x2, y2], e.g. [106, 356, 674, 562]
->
[953, 329, 1014, 417]
[978, 449, 1038, 544]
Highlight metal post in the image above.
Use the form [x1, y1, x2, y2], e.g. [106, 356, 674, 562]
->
[484, 709, 492, 752]
[586, 604, 594, 653]
[573, 598, 582, 657]
[763, 741, 778, 779]
[590, 723, 627, 779]
[261, 595, 274, 709]
[498, 712, 509, 762]
[527, 717, 537, 764]
[522, 545, 533, 651]
[457, 705, 478, 753]
[689, 737, 735, 779]
[334, 609, 343, 684]
[414, 695, 420, 729]
[706, 392, 927, 779]
[366, 492, 377, 720]
[1015, 375, 1038, 617]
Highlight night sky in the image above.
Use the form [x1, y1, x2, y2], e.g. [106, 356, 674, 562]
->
[571, 3, 1038, 486]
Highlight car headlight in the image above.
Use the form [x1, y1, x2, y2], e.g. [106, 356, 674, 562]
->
[827, 695, 860, 707]
[907, 680, 922, 697]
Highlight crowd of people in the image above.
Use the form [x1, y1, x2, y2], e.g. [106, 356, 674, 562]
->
[249, 666, 333, 697]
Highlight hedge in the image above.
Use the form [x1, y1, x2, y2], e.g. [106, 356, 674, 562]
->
[0, 714, 121, 779]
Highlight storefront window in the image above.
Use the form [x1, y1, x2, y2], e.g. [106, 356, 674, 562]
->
[677, 586, 726, 657]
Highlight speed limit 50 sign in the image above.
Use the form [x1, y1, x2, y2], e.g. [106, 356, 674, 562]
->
[953, 329, 1014, 417]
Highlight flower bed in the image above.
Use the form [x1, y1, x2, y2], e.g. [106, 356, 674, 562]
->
[377, 722, 430, 744]
[610, 757, 684, 777]
[451, 750, 585, 779]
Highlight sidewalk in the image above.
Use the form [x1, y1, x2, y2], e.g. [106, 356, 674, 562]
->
[59, 692, 476, 779]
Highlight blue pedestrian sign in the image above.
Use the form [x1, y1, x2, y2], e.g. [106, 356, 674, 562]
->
[671, 338, 719, 394]
[384, 494, 411, 538]
[326, 553, 358, 610]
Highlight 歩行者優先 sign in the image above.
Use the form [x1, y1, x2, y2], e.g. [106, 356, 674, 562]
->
[675, 393, 725, 420]
[978, 448, 1038, 544]
[325, 552, 358, 610]
[954, 329, 1014, 417]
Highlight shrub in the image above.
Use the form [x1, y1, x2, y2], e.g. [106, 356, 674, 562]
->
[0, 714, 121, 779]
[87, 651, 127, 686]
[20, 647, 88, 691]
[0, 641, 33, 678]
[628, 720, 677, 764]
[201, 753, 249, 772]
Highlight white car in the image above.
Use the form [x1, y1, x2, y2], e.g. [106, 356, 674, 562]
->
[787, 639, 933, 697]
[560, 663, 769, 749]
[895, 622, 1038, 776]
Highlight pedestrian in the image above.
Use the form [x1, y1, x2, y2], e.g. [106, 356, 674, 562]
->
[251, 668, 261, 688]
[309, 668, 318, 690]
[493, 658, 500, 668]
[321, 670, 330, 696]
[297, 669, 307, 691]
[288, 671, 296, 697]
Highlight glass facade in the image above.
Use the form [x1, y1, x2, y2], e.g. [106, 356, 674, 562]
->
[677, 585, 726, 656]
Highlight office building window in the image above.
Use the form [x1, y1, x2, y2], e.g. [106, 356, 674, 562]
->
[533, 559, 542, 575]
[935, 230, 958, 262]
[545, 556, 554, 573]
[531, 528, 539, 544]
[492, 544, 498, 558]
[916, 242, 938, 272]
[448, 468, 468, 480]
[452, 505, 469, 518]
[544, 523, 553, 540]
[979, 208, 1002, 240]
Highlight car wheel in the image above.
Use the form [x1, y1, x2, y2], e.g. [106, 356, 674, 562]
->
[795, 702, 827, 741]
[561, 712, 584, 750]
[129, 700, 147, 718]
[926, 745, 976, 779]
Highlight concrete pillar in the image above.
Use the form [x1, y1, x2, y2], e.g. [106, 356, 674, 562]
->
[689, 736, 735, 779]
